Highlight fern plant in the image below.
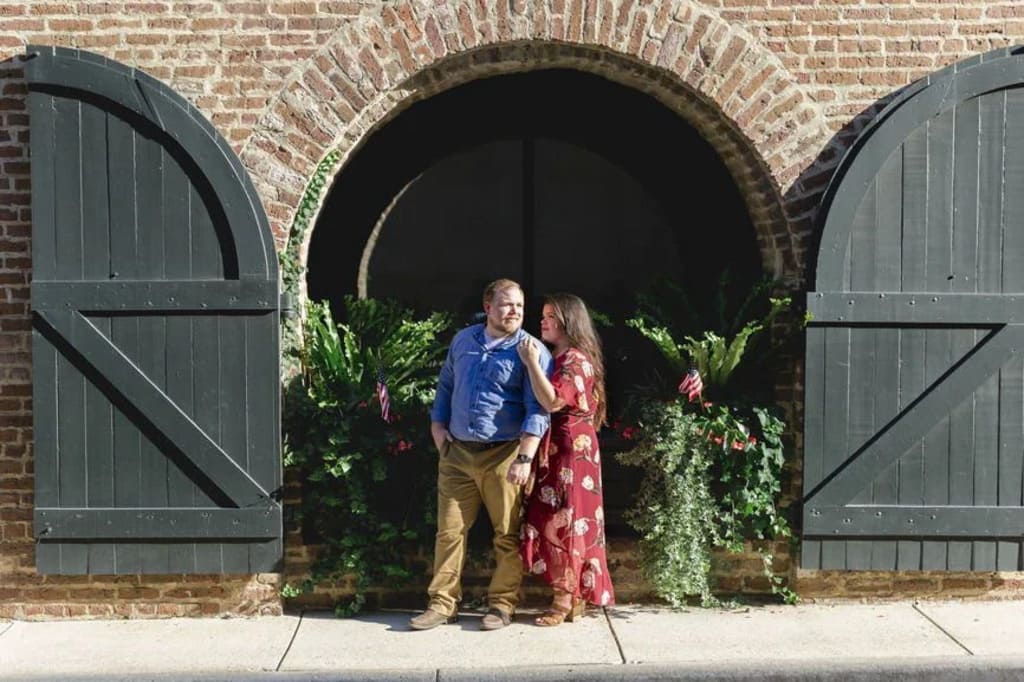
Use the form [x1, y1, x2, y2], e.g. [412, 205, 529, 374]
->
[627, 296, 789, 390]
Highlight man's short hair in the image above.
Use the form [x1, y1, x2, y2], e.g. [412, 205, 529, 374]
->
[482, 278, 524, 305]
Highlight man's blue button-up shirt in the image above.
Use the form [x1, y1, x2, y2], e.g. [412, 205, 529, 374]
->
[430, 324, 552, 442]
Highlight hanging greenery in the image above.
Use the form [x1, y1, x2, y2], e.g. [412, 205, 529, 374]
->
[618, 291, 798, 607]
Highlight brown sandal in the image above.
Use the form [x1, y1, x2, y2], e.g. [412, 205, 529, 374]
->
[534, 594, 585, 626]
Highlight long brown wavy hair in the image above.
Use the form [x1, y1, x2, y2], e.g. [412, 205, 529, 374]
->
[544, 293, 607, 427]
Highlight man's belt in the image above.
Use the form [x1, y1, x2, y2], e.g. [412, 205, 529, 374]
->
[451, 438, 515, 453]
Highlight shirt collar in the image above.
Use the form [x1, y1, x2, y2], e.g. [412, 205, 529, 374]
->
[474, 324, 525, 349]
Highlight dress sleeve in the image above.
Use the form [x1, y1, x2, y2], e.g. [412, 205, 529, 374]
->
[552, 350, 590, 412]
[521, 344, 553, 438]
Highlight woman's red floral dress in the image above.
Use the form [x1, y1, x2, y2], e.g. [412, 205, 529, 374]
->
[521, 348, 615, 606]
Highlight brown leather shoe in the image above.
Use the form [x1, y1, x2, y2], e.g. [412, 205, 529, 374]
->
[480, 607, 512, 630]
[409, 609, 458, 630]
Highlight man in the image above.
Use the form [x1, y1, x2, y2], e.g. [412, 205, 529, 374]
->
[410, 278, 552, 631]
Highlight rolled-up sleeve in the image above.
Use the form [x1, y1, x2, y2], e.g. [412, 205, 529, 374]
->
[520, 345, 553, 437]
[430, 345, 455, 425]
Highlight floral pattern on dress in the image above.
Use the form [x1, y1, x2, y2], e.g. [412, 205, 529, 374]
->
[520, 348, 616, 606]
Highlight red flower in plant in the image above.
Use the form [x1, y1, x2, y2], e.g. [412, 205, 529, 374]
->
[387, 439, 413, 455]
[748, 436, 758, 445]
[710, 435, 724, 445]
[703, 401, 713, 408]
[621, 426, 636, 440]
[731, 440, 746, 451]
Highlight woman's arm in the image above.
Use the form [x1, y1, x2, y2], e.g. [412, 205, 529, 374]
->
[518, 338, 566, 412]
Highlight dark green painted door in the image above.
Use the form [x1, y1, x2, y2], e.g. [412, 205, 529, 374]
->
[27, 46, 282, 574]
[803, 47, 1024, 571]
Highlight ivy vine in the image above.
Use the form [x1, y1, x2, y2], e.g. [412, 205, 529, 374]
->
[279, 149, 342, 374]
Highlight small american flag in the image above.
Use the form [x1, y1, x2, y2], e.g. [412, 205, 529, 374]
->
[376, 368, 392, 423]
[678, 368, 703, 403]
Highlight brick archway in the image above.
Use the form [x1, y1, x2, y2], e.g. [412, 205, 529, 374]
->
[241, 0, 832, 288]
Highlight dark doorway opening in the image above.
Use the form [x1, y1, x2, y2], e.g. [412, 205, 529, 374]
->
[308, 68, 762, 535]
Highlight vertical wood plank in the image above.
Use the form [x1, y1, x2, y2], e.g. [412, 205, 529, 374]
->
[945, 338, 977, 571]
[107, 116, 141, 574]
[870, 150, 903, 569]
[995, 88, 1024, 570]
[895, 341, 923, 573]
[53, 97, 82, 282]
[31, 76, 60, 573]
[247, 313, 282, 572]
[897, 129, 929, 569]
[947, 96, 981, 571]
[220, 314, 250, 573]
[56, 329, 86, 573]
[869, 333, 899, 571]
[192, 185, 224, 573]
[33, 336, 60, 573]
[801, 326, 826, 569]
[53, 95, 88, 574]
[820, 327, 850, 570]
[28, 89, 56, 278]
[973, 89, 1007, 570]
[973, 370, 1000, 570]
[996, 357, 1023, 570]
[845, 186, 878, 569]
[163, 152, 198, 574]
[844, 329, 874, 569]
[901, 128, 929, 294]
[192, 315, 222, 573]
[977, 91, 1007, 297]
[81, 99, 115, 574]
[135, 129, 170, 574]
[922, 111, 955, 570]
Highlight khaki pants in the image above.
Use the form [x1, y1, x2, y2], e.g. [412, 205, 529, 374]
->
[426, 439, 523, 617]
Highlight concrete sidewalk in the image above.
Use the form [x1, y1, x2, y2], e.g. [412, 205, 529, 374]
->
[2, 601, 1024, 680]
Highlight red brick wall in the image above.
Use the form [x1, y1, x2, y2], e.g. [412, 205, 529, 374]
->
[2, 1, 1024, 617]
[0, 52, 35, 614]
[696, 0, 1022, 131]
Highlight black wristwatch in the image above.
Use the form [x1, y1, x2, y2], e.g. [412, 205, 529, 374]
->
[514, 453, 534, 465]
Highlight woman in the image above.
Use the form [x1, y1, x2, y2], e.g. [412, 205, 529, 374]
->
[515, 293, 616, 625]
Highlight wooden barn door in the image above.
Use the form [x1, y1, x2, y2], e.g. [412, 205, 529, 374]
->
[27, 46, 282, 574]
[803, 47, 1024, 571]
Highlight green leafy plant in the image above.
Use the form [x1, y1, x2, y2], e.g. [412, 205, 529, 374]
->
[282, 296, 450, 615]
[633, 272, 777, 342]
[617, 400, 720, 605]
[626, 296, 789, 389]
[618, 288, 796, 607]
[626, 273, 801, 407]
[619, 399, 794, 606]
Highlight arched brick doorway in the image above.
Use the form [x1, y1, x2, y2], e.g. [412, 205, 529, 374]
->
[251, 3, 834, 555]
[249, 3, 833, 290]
